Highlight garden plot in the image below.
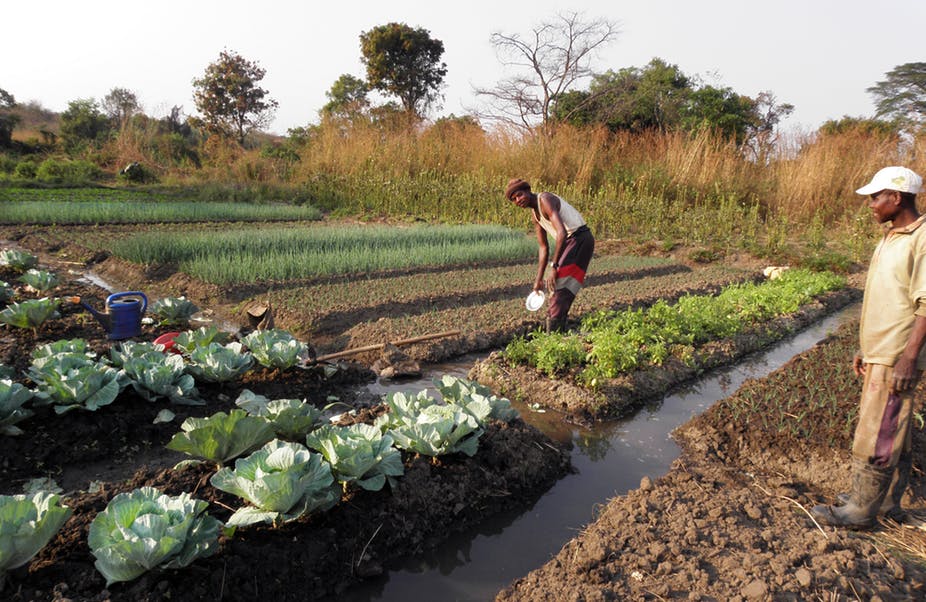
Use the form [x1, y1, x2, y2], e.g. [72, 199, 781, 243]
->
[472, 269, 862, 424]
[498, 317, 926, 601]
[0, 250, 570, 600]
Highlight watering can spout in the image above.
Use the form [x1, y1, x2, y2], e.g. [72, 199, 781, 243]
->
[69, 296, 112, 332]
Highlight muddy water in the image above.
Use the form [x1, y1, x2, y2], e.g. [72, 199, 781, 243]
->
[342, 306, 859, 601]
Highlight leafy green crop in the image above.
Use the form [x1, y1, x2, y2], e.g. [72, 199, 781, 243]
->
[32, 338, 95, 363]
[108, 341, 161, 368]
[210, 439, 340, 527]
[17, 269, 59, 293]
[87, 487, 220, 586]
[0, 379, 34, 436]
[185, 342, 254, 383]
[433, 375, 518, 422]
[150, 296, 199, 328]
[305, 423, 404, 491]
[0, 297, 60, 335]
[166, 410, 275, 466]
[172, 326, 230, 355]
[235, 390, 322, 440]
[121, 350, 200, 405]
[0, 249, 38, 272]
[242, 329, 310, 370]
[27, 353, 124, 414]
[0, 492, 72, 585]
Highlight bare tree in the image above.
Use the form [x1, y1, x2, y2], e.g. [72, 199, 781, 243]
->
[472, 12, 619, 132]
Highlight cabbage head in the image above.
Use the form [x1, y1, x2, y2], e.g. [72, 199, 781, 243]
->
[0, 298, 60, 334]
[88, 487, 220, 586]
[166, 410, 275, 466]
[150, 296, 199, 328]
[387, 403, 484, 457]
[235, 390, 322, 440]
[435, 375, 518, 422]
[122, 351, 200, 405]
[0, 492, 72, 584]
[173, 326, 230, 356]
[210, 439, 340, 527]
[185, 342, 254, 383]
[305, 423, 404, 491]
[18, 269, 59, 293]
[27, 353, 124, 414]
[242, 329, 310, 370]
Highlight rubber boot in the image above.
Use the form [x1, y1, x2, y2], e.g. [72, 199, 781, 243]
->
[835, 450, 912, 521]
[811, 459, 893, 529]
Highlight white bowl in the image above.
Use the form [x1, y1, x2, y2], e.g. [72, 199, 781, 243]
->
[525, 290, 545, 311]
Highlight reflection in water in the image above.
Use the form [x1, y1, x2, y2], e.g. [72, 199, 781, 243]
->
[339, 306, 858, 602]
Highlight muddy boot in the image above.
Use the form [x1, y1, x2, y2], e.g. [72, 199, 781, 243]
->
[835, 450, 912, 522]
[546, 316, 567, 333]
[811, 459, 893, 529]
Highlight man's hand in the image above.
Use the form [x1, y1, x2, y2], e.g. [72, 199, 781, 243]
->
[892, 354, 919, 393]
[853, 352, 866, 377]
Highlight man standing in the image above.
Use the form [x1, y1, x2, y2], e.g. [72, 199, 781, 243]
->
[811, 166, 925, 529]
[505, 178, 594, 332]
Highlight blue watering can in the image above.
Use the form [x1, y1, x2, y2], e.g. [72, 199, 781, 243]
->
[70, 292, 148, 340]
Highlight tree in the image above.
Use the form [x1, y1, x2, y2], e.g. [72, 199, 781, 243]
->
[474, 12, 619, 131]
[867, 62, 926, 131]
[102, 87, 141, 129]
[320, 74, 370, 120]
[0, 87, 19, 148]
[682, 85, 758, 146]
[192, 49, 279, 145]
[359, 23, 447, 117]
[59, 98, 110, 153]
[742, 91, 793, 162]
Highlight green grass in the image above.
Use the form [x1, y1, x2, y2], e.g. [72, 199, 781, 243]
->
[111, 224, 538, 284]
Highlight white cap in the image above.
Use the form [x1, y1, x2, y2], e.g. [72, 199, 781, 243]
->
[856, 166, 923, 195]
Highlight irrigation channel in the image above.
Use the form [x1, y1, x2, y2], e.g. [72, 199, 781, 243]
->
[336, 306, 860, 602]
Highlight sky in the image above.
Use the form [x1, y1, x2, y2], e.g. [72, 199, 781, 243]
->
[3, 0, 923, 136]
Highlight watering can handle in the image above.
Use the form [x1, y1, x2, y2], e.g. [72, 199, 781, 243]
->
[106, 292, 148, 313]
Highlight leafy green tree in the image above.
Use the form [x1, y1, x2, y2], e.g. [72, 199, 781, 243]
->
[0, 87, 19, 148]
[192, 50, 279, 145]
[867, 62, 926, 131]
[682, 85, 757, 145]
[819, 115, 898, 137]
[359, 23, 447, 117]
[59, 98, 110, 153]
[320, 74, 370, 120]
[102, 87, 141, 129]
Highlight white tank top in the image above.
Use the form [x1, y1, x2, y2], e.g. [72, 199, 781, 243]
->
[533, 193, 586, 239]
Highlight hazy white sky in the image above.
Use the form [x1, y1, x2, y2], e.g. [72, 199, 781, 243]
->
[3, 0, 922, 135]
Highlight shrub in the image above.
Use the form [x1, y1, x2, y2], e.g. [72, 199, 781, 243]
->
[13, 160, 37, 179]
[35, 159, 102, 184]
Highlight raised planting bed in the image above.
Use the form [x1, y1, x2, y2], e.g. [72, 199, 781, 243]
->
[471, 270, 863, 424]
[497, 316, 926, 601]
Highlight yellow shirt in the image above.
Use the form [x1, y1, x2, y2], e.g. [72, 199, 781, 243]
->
[860, 214, 926, 367]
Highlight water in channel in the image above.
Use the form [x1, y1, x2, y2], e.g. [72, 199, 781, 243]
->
[339, 306, 859, 602]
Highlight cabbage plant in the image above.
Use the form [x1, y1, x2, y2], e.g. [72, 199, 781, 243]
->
[376, 392, 484, 457]
[150, 296, 199, 328]
[0, 379, 34, 436]
[0, 249, 38, 272]
[172, 326, 230, 356]
[185, 342, 254, 383]
[121, 351, 200, 405]
[166, 410, 275, 466]
[434, 375, 519, 422]
[235, 389, 322, 440]
[88, 487, 220, 586]
[32, 338, 95, 365]
[18, 269, 59, 293]
[0, 298, 60, 335]
[210, 439, 340, 527]
[27, 353, 124, 414]
[242, 329, 310, 370]
[108, 341, 162, 368]
[305, 423, 404, 491]
[0, 364, 12, 380]
[0, 491, 72, 587]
